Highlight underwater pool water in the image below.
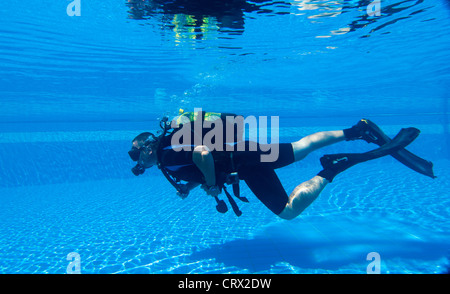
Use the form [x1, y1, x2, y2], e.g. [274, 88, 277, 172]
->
[0, 0, 449, 274]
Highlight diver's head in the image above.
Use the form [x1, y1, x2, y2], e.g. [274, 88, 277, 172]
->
[128, 132, 158, 176]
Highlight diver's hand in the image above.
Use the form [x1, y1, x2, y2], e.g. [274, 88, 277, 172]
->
[177, 191, 188, 199]
[201, 184, 221, 198]
[176, 184, 190, 199]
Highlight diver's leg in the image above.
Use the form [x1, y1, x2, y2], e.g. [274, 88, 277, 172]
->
[289, 119, 396, 162]
[291, 130, 345, 162]
[278, 175, 328, 220]
[279, 127, 420, 220]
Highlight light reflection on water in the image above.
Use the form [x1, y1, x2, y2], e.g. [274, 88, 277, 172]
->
[1, 0, 447, 122]
[125, 0, 433, 43]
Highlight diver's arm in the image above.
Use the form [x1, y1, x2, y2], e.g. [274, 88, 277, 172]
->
[192, 145, 216, 186]
[185, 181, 201, 191]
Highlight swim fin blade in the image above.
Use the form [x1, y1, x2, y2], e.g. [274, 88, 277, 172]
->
[359, 119, 436, 179]
[320, 127, 420, 182]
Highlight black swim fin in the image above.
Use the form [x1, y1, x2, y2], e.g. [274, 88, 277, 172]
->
[355, 119, 435, 179]
[319, 127, 420, 182]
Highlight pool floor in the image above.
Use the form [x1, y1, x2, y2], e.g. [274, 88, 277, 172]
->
[0, 159, 448, 274]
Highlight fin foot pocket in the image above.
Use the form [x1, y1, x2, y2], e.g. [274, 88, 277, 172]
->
[319, 127, 420, 182]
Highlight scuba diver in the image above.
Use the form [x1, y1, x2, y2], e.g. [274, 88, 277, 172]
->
[128, 110, 435, 219]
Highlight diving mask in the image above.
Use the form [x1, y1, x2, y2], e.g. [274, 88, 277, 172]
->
[129, 145, 154, 176]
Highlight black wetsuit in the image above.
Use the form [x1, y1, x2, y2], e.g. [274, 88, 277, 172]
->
[159, 138, 295, 215]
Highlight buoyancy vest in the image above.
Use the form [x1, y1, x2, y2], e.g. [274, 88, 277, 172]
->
[156, 110, 248, 216]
